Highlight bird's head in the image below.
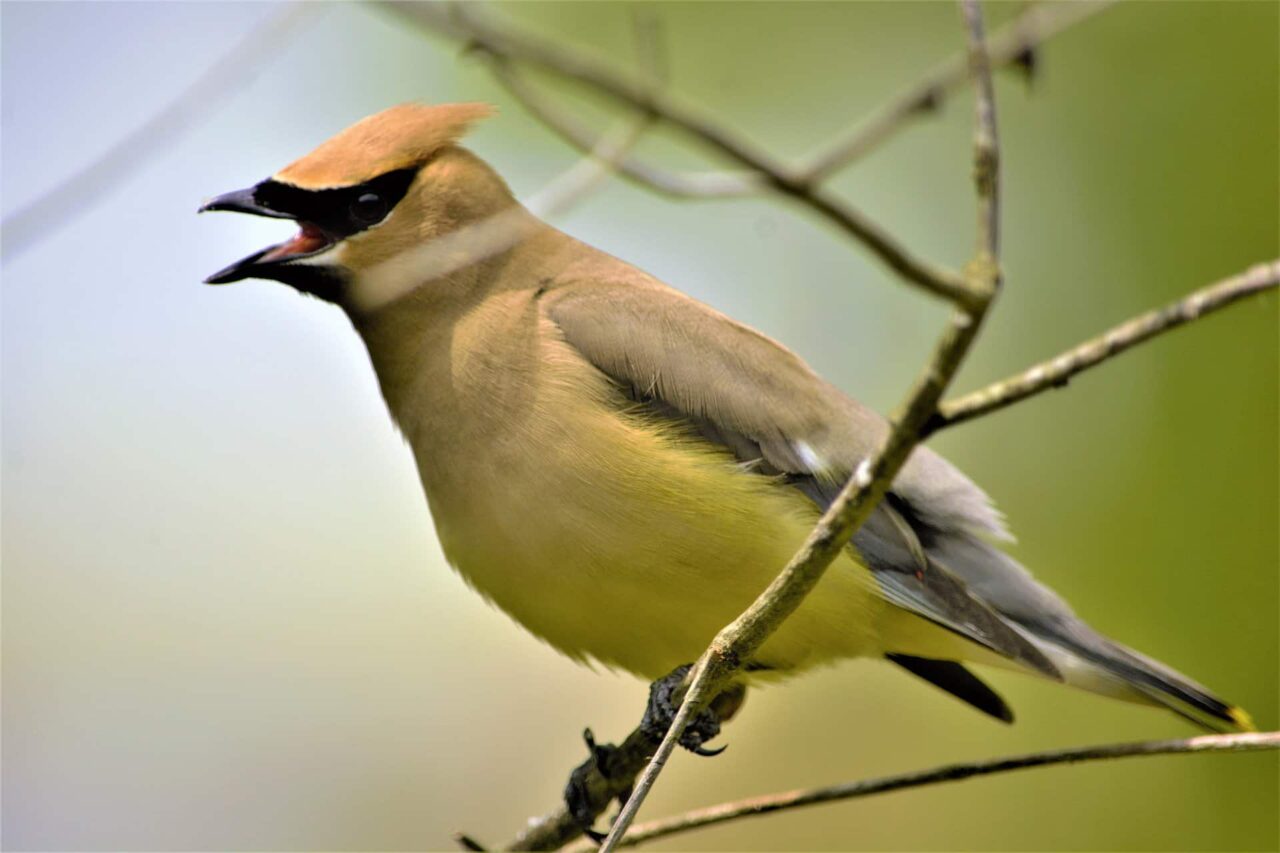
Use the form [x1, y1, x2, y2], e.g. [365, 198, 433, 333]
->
[200, 102, 508, 303]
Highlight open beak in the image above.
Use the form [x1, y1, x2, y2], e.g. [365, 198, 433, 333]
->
[198, 186, 336, 284]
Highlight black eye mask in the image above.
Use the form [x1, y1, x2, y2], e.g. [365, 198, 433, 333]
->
[201, 166, 420, 293]
[249, 167, 418, 239]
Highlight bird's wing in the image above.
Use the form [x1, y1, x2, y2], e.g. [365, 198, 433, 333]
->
[542, 277, 1058, 679]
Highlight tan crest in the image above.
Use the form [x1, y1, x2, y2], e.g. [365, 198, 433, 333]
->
[274, 102, 495, 189]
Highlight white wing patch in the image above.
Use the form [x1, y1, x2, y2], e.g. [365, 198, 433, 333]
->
[794, 440, 826, 474]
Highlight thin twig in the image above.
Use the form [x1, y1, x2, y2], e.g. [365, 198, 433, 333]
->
[486, 7, 768, 199]
[797, 0, 1114, 183]
[931, 259, 1280, 432]
[570, 732, 1280, 850]
[488, 61, 766, 199]
[440, 2, 1110, 202]
[380, 1, 977, 306]
[594, 5, 1005, 850]
[1, 3, 324, 262]
[963, 0, 1001, 265]
[528, 118, 653, 221]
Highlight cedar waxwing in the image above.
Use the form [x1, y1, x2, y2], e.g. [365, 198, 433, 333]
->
[200, 102, 1253, 735]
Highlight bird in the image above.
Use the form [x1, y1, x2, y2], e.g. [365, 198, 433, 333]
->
[200, 102, 1253, 741]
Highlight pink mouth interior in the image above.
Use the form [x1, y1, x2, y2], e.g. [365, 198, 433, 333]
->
[261, 223, 328, 262]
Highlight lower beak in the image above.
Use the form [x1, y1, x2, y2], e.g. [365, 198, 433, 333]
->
[203, 246, 279, 285]
[199, 185, 334, 284]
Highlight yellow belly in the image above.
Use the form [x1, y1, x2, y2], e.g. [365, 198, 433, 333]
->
[410, 310, 887, 679]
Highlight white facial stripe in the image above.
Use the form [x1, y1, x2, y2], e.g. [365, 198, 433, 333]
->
[290, 244, 342, 267]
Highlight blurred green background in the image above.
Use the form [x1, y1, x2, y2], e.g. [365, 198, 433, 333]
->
[3, 2, 1276, 850]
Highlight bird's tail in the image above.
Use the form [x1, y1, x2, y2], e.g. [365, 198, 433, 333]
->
[921, 532, 1254, 732]
[1019, 623, 1255, 733]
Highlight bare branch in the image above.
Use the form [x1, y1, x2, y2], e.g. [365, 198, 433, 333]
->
[501, 4, 701, 210]
[797, 1, 1115, 183]
[528, 118, 653, 221]
[963, 0, 1002, 264]
[594, 5, 1006, 850]
[413, 2, 1112, 203]
[931, 259, 1280, 432]
[572, 732, 1280, 850]
[2, 3, 325, 263]
[380, 1, 977, 306]
[487, 61, 765, 199]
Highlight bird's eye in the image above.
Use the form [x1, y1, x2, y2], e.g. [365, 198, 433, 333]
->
[350, 192, 387, 225]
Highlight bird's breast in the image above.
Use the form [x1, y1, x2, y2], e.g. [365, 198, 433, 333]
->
[369, 292, 882, 678]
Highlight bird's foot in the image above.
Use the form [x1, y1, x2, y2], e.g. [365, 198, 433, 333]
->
[564, 728, 627, 843]
[563, 669, 746, 841]
[641, 664, 736, 756]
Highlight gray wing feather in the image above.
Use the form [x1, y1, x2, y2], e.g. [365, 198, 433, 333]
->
[927, 532, 1238, 727]
[545, 273, 1242, 730]
[545, 279, 1057, 677]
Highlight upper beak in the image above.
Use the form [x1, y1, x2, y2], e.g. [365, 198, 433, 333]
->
[197, 187, 294, 219]
[198, 184, 334, 285]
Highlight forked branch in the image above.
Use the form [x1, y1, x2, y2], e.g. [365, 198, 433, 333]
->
[381, 0, 977, 306]
[930, 260, 1280, 432]
[797, 0, 1114, 182]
